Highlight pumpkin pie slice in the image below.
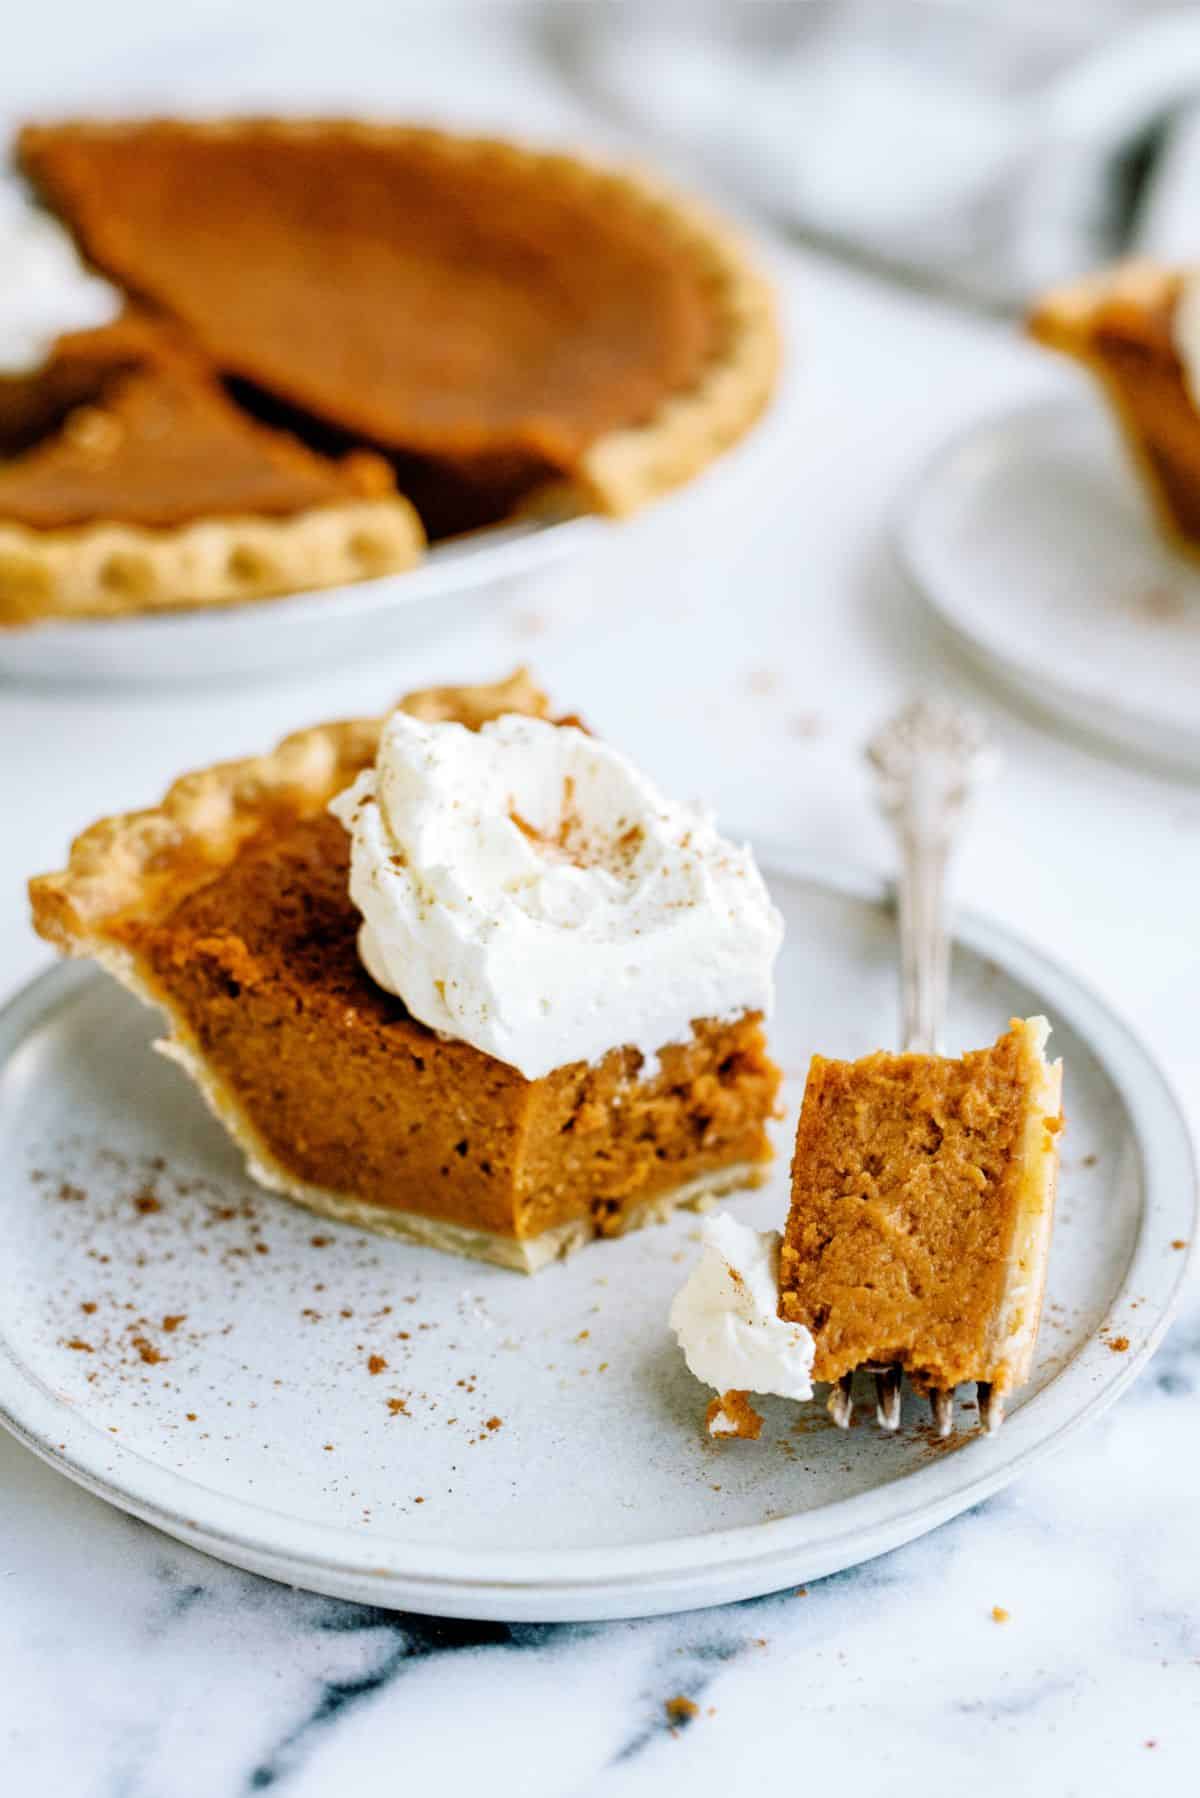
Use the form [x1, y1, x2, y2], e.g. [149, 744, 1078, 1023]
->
[1029, 261, 1200, 553]
[0, 316, 423, 623]
[779, 1018, 1063, 1423]
[29, 671, 782, 1272]
[18, 119, 778, 518]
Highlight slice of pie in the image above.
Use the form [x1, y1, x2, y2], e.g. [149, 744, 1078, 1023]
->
[0, 316, 423, 623]
[29, 671, 782, 1272]
[778, 1018, 1063, 1418]
[1029, 261, 1200, 552]
[18, 119, 778, 522]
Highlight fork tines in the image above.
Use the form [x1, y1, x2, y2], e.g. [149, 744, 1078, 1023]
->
[827, 1366, 1005, 1437]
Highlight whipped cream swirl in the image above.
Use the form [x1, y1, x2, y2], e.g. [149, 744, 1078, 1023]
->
[329, 710, 782, 1081]
[670, 1213, 815, 1403]
[0, 177, 119, 373]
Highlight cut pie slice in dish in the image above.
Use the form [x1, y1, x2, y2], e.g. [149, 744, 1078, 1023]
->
[1029, 261, 1200, 553]
[779, 1018, 1064, 1408]
[0, 316, 423, 623]
[18, 119, 778, 521]
[29, 672, 782, 1272]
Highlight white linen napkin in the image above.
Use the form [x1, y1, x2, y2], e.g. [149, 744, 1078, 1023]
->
[550, 1, 1200, 308]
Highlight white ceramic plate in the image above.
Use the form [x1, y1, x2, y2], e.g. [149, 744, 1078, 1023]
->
[0, 513, 603, 687]
[898, 396, 1200, 777]
[0, 856, 1192, 1621]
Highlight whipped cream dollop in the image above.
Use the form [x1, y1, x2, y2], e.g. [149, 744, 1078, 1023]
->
[0, 176, 119, 373]
[1174, 273, 1200, 415]
[670, 1213, 815, 1402]
[329, 710, 782, 1081]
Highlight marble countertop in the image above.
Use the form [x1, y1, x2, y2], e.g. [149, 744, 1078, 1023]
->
[1, 9, 1198, 1793]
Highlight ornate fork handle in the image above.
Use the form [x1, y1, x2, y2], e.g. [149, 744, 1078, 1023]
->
[867, 700, 993, 1056]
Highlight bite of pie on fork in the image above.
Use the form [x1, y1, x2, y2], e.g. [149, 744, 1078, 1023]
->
[670, 701, 1064, 1442]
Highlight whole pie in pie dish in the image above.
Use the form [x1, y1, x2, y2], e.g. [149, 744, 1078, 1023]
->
[0, 315, 422, 623]
[29, 671, 784, 1271]
[5, 118, 779, 623]
[1029, 261, 1200, 553]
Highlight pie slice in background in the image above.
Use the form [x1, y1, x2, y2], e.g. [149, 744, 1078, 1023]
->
[0, 315, 422, 623]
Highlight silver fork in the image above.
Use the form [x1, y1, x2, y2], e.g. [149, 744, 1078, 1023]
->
[825, 698, 997, 1440]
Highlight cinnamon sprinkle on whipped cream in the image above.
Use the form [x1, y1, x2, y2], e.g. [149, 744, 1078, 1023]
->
[330, 711, 782, 1080]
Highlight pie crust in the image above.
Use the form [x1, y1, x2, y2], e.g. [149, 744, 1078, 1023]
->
[30, 670, 550, 948]
[0, 497, 423, 624]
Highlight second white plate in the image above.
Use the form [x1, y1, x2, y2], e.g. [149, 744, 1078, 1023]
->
[898, 396, 1200, 776]
[0, 857, 1193, 1621]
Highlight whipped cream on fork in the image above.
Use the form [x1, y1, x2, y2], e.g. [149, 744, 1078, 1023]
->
[670, 1213, 815, 1406]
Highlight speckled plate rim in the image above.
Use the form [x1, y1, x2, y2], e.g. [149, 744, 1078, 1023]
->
[0, 854, 1194, 1619]
[894, 394, 1200, 778]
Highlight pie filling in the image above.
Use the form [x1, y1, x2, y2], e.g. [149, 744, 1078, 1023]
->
[0, 321, 398, 531]
[222, 373, 564, 541]
[114, 812, 780, 1243]
[779, 1020, 1062, 1393]
[18, 122, 725, 471]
